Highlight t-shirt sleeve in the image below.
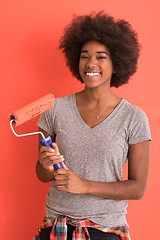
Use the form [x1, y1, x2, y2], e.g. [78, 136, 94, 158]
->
[128, 107, 151, 145]
[37, 100, 57, 137]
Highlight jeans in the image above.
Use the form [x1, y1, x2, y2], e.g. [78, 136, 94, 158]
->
[39, 223, 121, 240]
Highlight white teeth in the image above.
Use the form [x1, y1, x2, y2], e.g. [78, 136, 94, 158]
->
[86, 72, 100, 76]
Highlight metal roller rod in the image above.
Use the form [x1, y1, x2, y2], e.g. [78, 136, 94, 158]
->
[10, 119, 45, 139]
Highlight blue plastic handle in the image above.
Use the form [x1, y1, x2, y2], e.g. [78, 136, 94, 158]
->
[39, 136, 63, 170]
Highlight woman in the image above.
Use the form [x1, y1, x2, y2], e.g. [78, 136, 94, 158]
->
[34, 12, 151, 240]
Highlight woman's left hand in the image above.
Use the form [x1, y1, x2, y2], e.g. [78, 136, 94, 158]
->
[54, 168, 88, 194]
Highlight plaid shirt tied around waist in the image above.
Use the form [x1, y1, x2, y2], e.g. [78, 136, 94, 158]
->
[34, 215, 131, 240]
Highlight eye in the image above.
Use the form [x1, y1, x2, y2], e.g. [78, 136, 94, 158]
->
[97, 56, 107, 60]
[80, 55, 88, 59]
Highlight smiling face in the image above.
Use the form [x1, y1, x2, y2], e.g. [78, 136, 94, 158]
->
[79, 41, 114, 89]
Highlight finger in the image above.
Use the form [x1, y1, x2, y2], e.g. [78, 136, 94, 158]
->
[41, 156, 65, 167]
[39, 145, 55, 154]
[40, 151, 62, 160]
[39, 153, 64, 165]
[54, 168, 68, 176]
[55, 174, 67, 180]
[52, 158, 65, 167]
[56, 182, 67, 188]
[51, 142, 60, 154]
[57, 185, 67, 191]
[38, 158, 55, 170]
[56, 178, 68, 185]
[39, 151, 54, 160]
[49, 154, 65, 162]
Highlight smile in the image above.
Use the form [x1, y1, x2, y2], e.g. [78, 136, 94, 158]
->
[86, 72, 101, 76]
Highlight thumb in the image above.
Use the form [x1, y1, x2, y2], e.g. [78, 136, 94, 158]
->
[61, 161, 69, 170]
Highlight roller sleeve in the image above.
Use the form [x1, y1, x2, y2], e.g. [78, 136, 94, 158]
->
[10, 93, 55, 126]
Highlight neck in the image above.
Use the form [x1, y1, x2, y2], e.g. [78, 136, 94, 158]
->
[82, 86, 119, 106]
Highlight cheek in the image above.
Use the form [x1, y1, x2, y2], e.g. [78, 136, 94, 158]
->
[104, 62, 114, 74]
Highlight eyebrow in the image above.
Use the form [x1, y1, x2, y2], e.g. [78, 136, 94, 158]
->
[81, 50, 109, 55]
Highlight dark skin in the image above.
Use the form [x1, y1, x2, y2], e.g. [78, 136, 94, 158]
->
[36, 40, 150, 200]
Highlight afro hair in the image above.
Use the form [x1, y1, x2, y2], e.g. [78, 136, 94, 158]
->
[59, 12, 141, 87]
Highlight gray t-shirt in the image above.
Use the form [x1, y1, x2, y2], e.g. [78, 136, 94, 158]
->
[37, 93, 151, 226]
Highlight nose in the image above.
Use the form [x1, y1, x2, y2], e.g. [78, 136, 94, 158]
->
[86, 57, 96, 69]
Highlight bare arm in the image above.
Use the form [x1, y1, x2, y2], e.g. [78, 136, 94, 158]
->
[55, 141, 150, 200]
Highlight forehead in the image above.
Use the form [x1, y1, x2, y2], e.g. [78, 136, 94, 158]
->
[81, 40, 110, 53]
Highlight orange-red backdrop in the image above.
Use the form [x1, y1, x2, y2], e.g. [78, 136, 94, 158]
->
[0, 0, 160, 239]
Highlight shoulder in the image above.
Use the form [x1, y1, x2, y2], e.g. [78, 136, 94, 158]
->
[45, 93, 75, 113]
[122, 99, 148, 120]
[122, 100, 151, 144]
[55, 93, 75, 105]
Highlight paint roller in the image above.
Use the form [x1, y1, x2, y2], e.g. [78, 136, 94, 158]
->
[9, 93, 63, 169]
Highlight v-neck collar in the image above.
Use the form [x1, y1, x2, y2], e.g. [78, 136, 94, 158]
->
[71, 93, 125, 130]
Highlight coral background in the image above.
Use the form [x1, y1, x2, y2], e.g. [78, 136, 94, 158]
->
[0, 0, 159, 239]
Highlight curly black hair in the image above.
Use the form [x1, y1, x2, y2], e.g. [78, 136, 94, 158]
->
[59, 12, 141, 88]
